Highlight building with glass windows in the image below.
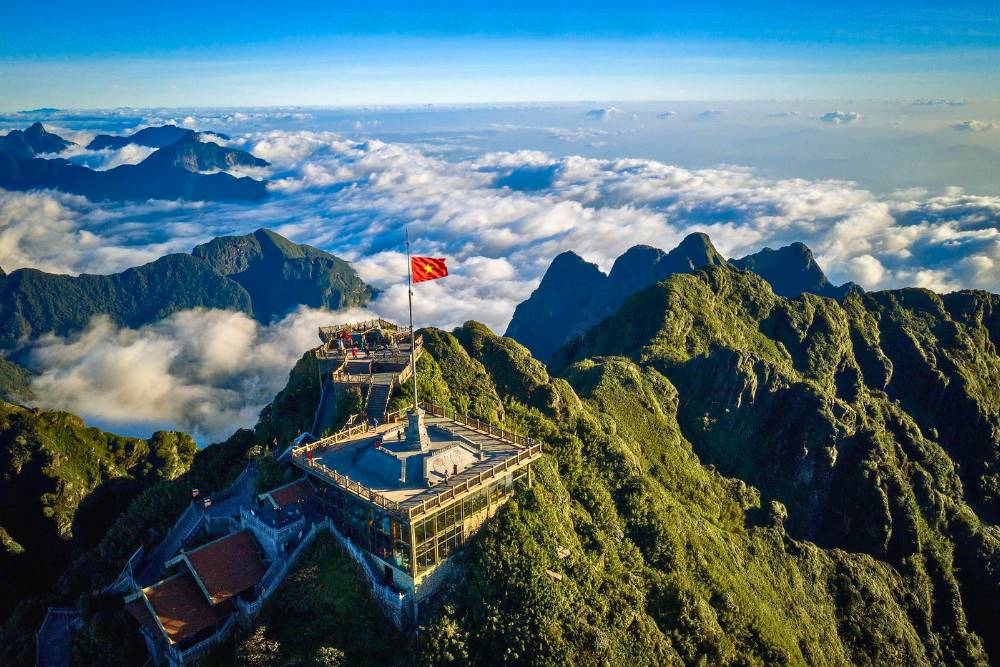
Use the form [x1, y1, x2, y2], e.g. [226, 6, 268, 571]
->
[290, 403, 542, 604]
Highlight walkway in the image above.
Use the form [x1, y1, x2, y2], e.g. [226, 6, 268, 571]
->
[35, 608, 79, 667]
[135, 464, 258, 587]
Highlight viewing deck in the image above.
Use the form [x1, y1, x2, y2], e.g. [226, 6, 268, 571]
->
[311, 319, 424, 432]
[291, 403, 542, 521]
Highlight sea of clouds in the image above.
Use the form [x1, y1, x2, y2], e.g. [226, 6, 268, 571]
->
[1, 104, 999, 441]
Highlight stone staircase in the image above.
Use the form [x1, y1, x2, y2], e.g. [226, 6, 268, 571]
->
[311, 377, 341, 436]
[365, 382, 392, 421]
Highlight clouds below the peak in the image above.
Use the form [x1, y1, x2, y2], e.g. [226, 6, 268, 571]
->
[27, 306, 377, 443]
[4, 115, 1000, 443]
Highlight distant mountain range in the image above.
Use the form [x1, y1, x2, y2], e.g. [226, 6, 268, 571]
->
[505, 233, 861, 362]
[0, 228, 371, 348]
[86, 125, 228, 150]
[0, 122, 269, 202]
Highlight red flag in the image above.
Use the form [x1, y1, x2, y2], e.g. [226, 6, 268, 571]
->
[411, 257, 448, 283]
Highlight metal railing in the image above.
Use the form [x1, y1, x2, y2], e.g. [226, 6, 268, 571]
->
[405, 442, 542, 520]
[241, 507, 305, 543]
[298, 458, 405, 514]
[422, 402, 536, 447]
[290, 401, 542, 518]
[322, 520, 409, 628]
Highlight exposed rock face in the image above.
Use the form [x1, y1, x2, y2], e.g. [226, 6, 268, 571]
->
[504, 251, 605, 364]
[505, 233, 870, 364]
[505, 233, 730, 362]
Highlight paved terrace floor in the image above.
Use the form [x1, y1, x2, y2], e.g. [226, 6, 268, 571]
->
[300, 415, 529, 509]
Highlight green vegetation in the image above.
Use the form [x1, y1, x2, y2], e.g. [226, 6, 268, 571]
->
[0, 402, 196, 618]
[6, 257, 1000, 666]
[0, 356, 32, 402]
[0, 253, 252, 347]
[0, 228, 371, 347]
[192, 228, 372, 323]
[256, 351, 322, 446]
[239, 533, 405, 666]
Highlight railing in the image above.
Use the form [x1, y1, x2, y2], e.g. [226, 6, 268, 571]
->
[319, 318, 401, 337]
[289, 401, 543, 520]
[294, 420, 371, 455]
[240, 520, 328, 617]
[298, 458, 405, 515]
[101, 544, 144, 594]
[241, 507, 305, 543]
[206, 514, 238, 534]
[139, 503, 204, 584]
[406, 443, 542, 520]
[204, 463, 256, 506]
[323, 520, 409, 628]
[170, 613, 237, 664]
[423, 402, 536, 447]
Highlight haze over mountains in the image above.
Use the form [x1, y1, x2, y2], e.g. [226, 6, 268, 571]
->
[0, 122, 269, 202]
[506, 233, 861, 363]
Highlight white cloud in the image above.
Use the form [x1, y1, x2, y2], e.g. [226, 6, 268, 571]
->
[952, 120, 1000, 132]
[656, 111, 677, 119]
[846, 254, 886, 287]
[820, 111, 863, 124]
[585, 107, 621, 121]
[7, 119, 1000, 444]
[27, 306, 377, 443]
[912, 98, 967, 107]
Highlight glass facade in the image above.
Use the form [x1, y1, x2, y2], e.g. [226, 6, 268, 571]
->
[314, 462, 533, 580]
[412, 469, 525, 576]
[316, 482, 412, 574]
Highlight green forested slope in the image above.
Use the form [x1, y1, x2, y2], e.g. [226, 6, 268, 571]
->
[8, 261, 997, 666]
[0, 403, 196, 621]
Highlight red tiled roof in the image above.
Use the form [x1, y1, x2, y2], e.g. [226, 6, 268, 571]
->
[267, 478, 315, 509]
[185, 530, 266, 605]
[125, 598, 160, 637]
[140, 572, 227, 644]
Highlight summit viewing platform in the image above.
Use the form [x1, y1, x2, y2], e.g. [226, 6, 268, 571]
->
[290, 401, 541, 598]
[311, 318, 424, 435]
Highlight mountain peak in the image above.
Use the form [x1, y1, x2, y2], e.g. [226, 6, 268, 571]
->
[191, 228, 369, 321]
[142, 135, 269, 172]
[669, 232, 727, 270]
[504, 250, 606, 363]
[0, 122, 72, 159]
[731, 242, 857, 299]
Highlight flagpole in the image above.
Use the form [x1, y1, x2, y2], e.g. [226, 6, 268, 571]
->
[405, 227, 418, 411]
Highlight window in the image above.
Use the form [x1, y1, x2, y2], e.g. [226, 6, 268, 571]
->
[437, 524, 464, 560]
[415, 517, 435, 546]
[416, 542, 437, 574]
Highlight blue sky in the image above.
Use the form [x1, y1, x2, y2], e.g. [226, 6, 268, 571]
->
[2, 1, 999, 108]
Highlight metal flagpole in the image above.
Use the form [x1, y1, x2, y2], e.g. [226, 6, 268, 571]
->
[405, 227, 418, 411]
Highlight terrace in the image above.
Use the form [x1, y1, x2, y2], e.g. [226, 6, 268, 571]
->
[291, 403, 542, 521]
